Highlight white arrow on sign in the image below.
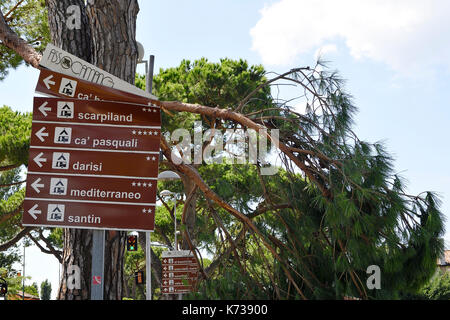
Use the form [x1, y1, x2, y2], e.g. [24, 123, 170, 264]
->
[35, 127, 49, 142]
[33, 152, 47, 168]
[38, 101, 51, 117]
[31, 178, 44, 193]
[28, 204, 41, 220]
[43, 75, 56, 89]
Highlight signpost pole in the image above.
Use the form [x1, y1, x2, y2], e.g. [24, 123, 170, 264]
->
[146, 231, 151, 300]
[145, 54, 155, 301]
[91, 229, 105, 300]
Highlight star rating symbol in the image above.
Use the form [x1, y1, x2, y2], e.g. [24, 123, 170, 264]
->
[131, 181, 153, 187]
[142, 208, 153, 214]
[145, 155, 157, 161]
[142, 106, 159, 113]
[132, 130, 158, 135]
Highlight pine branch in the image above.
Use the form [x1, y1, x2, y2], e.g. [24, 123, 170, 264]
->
[0, 8, 41, 68]
[0, 226, 33, 251]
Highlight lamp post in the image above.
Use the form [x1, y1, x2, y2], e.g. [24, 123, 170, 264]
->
[158, 171, 182, 300]
[160, 189, 179, 251]
[136, 41, 155, 94]
[158, 170, 181, 251]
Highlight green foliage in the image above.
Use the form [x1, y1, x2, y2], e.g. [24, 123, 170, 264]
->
[417, 271, 450, 300]
[0, 250, 19, 272]
[188, 264, 269, 300]
[154, 58, 267, 105]
[25, 281, 39, 297]
[152, 58, 272, 133]
[0, 105, 32, 166]
[0, 267, 23, 296]
[40, 279, 51, 300]
[0, 0, 50, 80]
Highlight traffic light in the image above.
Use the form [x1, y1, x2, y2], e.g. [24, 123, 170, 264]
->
[0, 278, 7, 297]
[127, 235, 138, 251]
[135, 271, 145, 285]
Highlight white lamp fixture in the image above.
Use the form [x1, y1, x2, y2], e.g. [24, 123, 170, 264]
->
[136, 41, 145, 63]
[158, 171, 181, 181]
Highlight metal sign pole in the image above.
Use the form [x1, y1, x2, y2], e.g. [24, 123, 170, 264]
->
[91, 229, 105, 300]
[146, 232, 152, 300]
[145, 54, 155, 301]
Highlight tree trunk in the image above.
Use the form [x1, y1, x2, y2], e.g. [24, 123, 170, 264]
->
[46, 0, 139, 300]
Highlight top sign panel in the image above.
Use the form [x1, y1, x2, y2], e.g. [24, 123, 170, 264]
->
[40, 43, 157, 100]
[36, 67, 161, 107]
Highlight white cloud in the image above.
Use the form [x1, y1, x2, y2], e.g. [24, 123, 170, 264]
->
[250, 0, 450, 75]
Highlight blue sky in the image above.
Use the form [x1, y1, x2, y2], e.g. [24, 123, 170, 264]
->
[2, 0, 450, 298]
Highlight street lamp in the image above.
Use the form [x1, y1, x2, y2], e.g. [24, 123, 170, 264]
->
[136, 41, 155, 94]
[158, 170, 181, 181]
[160, 189, 179, 251]
[158, 170, 182, 251]
[158, 171, 182, 300]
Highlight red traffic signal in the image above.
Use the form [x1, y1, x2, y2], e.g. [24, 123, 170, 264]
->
[127, 235, 138, 251]
[0, 278, 7, 296]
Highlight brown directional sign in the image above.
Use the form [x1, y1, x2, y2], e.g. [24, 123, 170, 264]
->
[25, 173, 157, 204]
[23, 68, 161, 231]
[162, 264, 199, 272]
[162, 257, 197, 265]
[33, 97, 161, 126]
[161, 286, 194, 294]
[22, 199, 155, 231]
[162, 270, 199, 279]
[162, 278, 197, 287]
[36, 67, 161, 106]
[28, 148, 159, 177]
[30, 122, 160, 152]
[161, 250, 199, 294]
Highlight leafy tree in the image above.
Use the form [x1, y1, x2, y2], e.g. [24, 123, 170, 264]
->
[0, 0, 49, 79]
[25, 281, 38, 297]
[150, 59, 444, 299]
[419, 271, 450, 300]
[0, 106, 29, 251]
[40, 279, 51, 300]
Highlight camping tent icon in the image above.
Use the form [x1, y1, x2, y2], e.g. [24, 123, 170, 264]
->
[54, 127, 72, 144]
[47, 204, 65, 222]
[60, 104, 72, 117]
[58, 78, 77, 97]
